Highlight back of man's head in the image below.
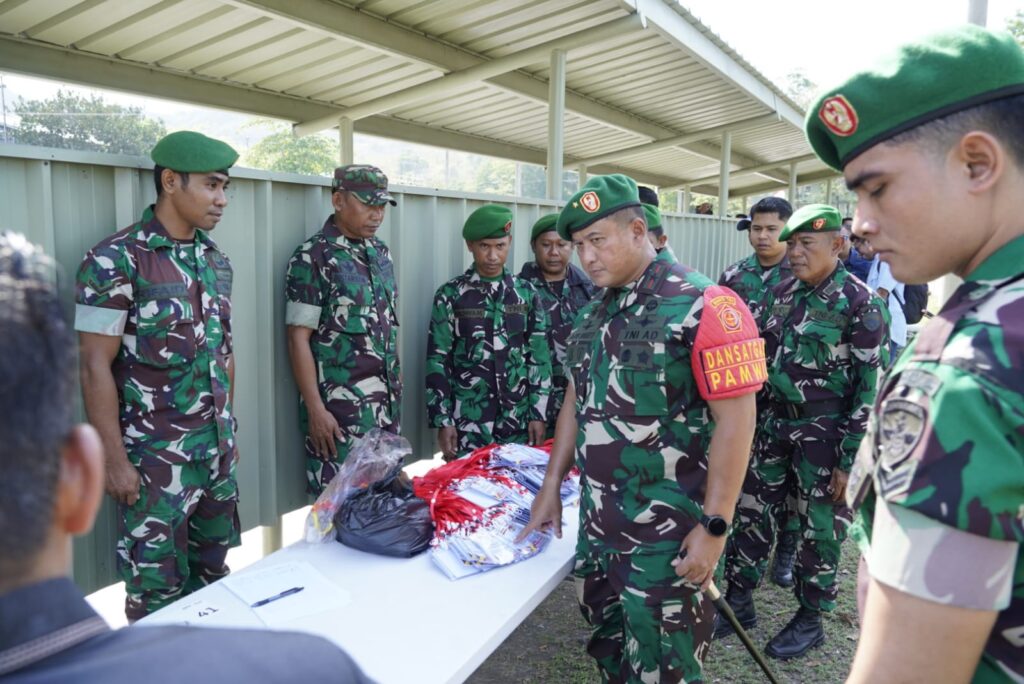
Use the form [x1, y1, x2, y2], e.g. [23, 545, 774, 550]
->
[637, 185, 659, 207]
[0, 233, 75, 586]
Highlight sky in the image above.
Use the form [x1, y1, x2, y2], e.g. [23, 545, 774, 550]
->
[1, 0, 1022, 150]
[679, 0, 1023, 86]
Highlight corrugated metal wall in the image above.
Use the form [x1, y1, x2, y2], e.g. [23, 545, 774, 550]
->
[0, 144, 750, 592]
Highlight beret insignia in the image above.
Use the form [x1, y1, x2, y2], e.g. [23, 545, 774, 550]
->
[819, 95, 859, 137]
[580, 191, 600, 213]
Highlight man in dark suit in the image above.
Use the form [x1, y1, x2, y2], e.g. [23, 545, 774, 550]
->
[0, 232, 372, 683]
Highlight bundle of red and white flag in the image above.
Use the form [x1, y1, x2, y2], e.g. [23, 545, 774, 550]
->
[412, 441, 579, 580]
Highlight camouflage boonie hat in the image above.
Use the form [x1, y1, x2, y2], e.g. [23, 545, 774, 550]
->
[333, 164, 397, 206]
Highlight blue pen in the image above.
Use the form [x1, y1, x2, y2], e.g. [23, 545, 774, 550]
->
[250, 586, 304, 608]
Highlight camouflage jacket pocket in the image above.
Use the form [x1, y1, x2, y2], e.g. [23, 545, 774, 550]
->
[610, 367, 668, 417]
[135, 296, 196, 368]
[801, 319, 850, 372]
[455, 308, 489, 363]
[328, 303, 372, 334]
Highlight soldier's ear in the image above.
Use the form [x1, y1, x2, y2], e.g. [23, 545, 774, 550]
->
[160, 168, 178, 195]
[331, 190, 345, 212]
[53, 424, 104, 537]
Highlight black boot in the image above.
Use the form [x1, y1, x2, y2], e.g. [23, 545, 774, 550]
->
[764, 606, 824, 659]
[770, 529, 798, 588]
[712, 585, 756, 640]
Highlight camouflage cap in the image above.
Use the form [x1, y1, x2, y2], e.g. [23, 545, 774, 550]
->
[333, 164, 397, 206]
[778, 203, 842, 242]
[806, 25, 1024, 170]
[642, 204, 663, 235]
[463, 204, 513, 241]
[530, 213, 560, 242]
[556, 174, 641, 240]
[150, 131, 238, 172]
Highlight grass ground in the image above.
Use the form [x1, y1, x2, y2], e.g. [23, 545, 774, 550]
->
[468, 541, 860, 684]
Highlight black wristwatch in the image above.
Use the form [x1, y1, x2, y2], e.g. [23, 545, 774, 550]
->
[700, 514, 729, 537]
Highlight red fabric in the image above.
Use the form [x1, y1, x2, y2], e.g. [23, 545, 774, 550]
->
[691, 285, 767, 401]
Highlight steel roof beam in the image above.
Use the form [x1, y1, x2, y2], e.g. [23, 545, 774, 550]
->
[0, 37, 688, 188]
[571, 112, 780, 167]
[228, 0, 768, 168]
[293, 15, 641, 135]
[681, 153, 819, 188]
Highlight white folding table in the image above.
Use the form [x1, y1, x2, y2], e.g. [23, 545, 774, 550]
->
[142, 510, 579, 684]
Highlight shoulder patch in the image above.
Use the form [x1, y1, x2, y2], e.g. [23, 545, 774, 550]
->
[900, 368, 942, 397]
[862, 306, 883, 332]
[878, 398, 926, 471]
[692, 285, 767, 401]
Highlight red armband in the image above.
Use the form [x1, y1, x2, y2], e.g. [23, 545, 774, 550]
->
[691, 285, 767, 401]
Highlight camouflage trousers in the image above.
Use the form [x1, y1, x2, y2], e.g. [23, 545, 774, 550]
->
[725, 436, 853, 612]
[454, 422, 529, 457]
[301, 397, 400, 496]
[118, 452, 241, 621]
[574, 543, 715, 683]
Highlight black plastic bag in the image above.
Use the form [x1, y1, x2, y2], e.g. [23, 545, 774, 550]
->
[334, 465, 434, 558]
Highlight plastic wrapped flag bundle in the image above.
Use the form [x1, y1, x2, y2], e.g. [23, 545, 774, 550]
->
[412, 441, 579, 580]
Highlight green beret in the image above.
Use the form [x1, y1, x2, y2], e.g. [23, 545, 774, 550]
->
[530, 213, 559, 242]
[463, 204, 513, 241]
[556, 174, 641, 240]
[150, 131, 238, 172]
[643, 204, 663, 235]
[806, 25, 1024, 171]
[778, 204, 842, 242]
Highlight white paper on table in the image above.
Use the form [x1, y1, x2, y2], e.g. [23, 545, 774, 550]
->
[140, 593, 247, 627]
[221, 560, 351, 626]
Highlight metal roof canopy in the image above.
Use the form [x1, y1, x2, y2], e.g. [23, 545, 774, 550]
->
[0, 0, 837, 204]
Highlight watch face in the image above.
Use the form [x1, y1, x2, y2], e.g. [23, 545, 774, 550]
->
[705, 516, 728, 536]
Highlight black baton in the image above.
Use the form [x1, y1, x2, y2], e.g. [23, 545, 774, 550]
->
[706, 581, 781, 684]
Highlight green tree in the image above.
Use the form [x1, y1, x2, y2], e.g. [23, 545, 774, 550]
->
[14, 89, 165, 155]
[245, 121, 336, 176]
[783, 69, 817, 110]
[1007, 9, 1024, 44]
[475, 158, 515, 195]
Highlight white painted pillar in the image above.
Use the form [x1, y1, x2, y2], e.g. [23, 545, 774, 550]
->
[968, 0, 987, 25]
[676, 190, 683, 213]
[339, 117, 354, 165]
[546, 49, 567, 200]
[577, 163, 588, 190]
[718, 131, 731, 217]
[825, 178, 833, 205]
[683, 186, 692, 213]
[788, 162, 798, 203]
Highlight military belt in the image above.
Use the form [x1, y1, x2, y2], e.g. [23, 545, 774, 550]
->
[772, 398, 849, 420]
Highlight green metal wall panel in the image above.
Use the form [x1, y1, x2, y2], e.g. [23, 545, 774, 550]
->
[0, 145, 749, 593]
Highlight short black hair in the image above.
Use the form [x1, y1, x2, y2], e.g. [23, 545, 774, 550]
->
[612, 205, 645, 228]
[748, 197, 793, 222]
[0, 233, 73, 582]
[154, 165, 189, 197]
[638, 185, 659, 207]
[842, 217, 854, 223]
[888, 93, 1024, 168]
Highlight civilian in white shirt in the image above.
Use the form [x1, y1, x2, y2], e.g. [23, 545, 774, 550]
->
[854, 236, 907, 364]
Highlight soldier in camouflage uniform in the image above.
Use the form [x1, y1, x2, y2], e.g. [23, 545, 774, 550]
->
[518, 213, 597, 434]
[285, 165, 400, 495]
[425, 204, 552, 459]
[75, 132, 241, 620]
[719, 204, 887, 659]
[806, 26, 1024, 683]
[521, 174, 766, 683]
[719, 196, 801, 590]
